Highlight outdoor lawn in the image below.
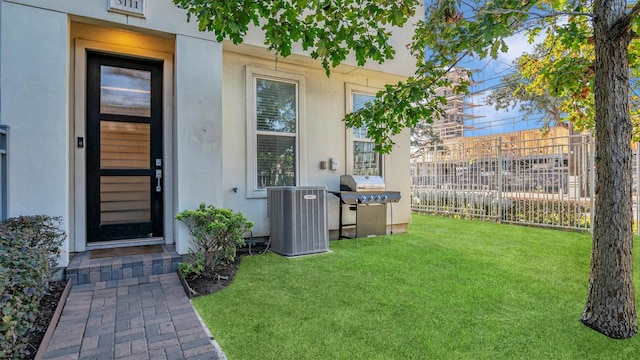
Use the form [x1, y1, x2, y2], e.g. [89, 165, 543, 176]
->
[193, 214, 640, 359]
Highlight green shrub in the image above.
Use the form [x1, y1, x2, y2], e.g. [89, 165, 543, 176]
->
[0, 215, 66, 359]
[1, 215, 66, 271]
[176, 204, 253, 277]
[414, 191, 591, 229]
[502, 198, 591, 228]
[179, 252, 205, 280]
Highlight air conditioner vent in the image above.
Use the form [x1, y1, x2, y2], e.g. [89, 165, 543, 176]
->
[267, 186, 329, 256]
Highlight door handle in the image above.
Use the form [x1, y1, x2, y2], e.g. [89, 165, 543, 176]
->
[155, 169, 162, 192]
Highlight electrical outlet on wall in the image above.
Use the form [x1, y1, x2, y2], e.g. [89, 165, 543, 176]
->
[329, 158, 339, 170]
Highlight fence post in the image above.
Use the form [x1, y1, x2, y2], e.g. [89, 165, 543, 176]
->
[0, 125, 7, 220]
[497, 138, 503, 223]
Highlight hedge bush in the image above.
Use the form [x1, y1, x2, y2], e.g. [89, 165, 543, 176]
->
[0, 215, 66, 359]
[413, 190, 591, 229]
[501, 198, 591, 228]
[176, 204, 253, 277]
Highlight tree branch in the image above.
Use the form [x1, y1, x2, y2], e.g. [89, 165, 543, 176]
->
[609, 1, 640, 41]
[616, 1, 640, 32]
[481, 9, 594, 19]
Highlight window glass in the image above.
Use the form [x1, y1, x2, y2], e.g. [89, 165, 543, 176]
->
[352, 93, 381, 176]
[256, 135, 296, 188]
[255, 77, 297, 188]
[352, 94, 373, 139]
[256, 79, 297, 133]
[100, 66, 151, 117]
[100, 176, 150, 225]
[354, 141, 380, 176]
[100, 121, 150, 169]
[353, 93, 373, 111]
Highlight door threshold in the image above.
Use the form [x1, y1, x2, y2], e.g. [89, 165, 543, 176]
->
[86, 237, 165, 250]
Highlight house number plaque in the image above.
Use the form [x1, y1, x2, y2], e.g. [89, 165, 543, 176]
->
[108, 0, 146, 18]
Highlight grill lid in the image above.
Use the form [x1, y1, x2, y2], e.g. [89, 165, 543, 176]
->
[340, 175, 386, 192]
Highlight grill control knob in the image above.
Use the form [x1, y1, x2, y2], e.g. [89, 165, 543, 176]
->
[360, 195, 368, 202]
[382, 195, 388, 201]
[369, 195, 375, 201]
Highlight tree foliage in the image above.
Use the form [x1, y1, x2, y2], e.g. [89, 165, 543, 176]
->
[174, 0, 417, 76]
[411, 119, 443, 148]
[485, 46, 567, 134]
[488, 3, 640, 140]
[174, 0, 444, 153]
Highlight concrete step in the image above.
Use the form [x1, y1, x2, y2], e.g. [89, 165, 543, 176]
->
[65, 245, 181, 285]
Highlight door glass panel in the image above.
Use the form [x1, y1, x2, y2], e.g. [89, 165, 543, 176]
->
[100, 176, 151, 225]
[100, 121, 150, 169]
[100, 66, 151, 117]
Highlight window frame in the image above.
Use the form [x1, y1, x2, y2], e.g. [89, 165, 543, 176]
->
[246, 66, 306, 198]
[345, 83, 384, 176]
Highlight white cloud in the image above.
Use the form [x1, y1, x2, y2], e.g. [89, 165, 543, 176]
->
[454, 28, 547, 136]
[498, 32, 538, 64]
[465, 104, 536, 136]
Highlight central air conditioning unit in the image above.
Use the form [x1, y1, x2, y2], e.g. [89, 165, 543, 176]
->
[267, 186, 329, 256]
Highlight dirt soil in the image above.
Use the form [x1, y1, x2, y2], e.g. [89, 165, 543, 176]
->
[185, 252, 247, 297]
[24, 280, 66, 360]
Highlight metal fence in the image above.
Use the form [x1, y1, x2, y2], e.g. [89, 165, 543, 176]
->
[411, 134, 608, 231]
[0, 126, 7, 220]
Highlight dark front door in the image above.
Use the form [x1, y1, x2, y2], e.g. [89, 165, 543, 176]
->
[86, 52, 163, 242]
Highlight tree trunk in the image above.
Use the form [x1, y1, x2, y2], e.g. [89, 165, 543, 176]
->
[580, 0, 637, 339]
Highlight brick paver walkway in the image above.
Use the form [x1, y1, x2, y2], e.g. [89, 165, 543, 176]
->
[44, 273, 223, 360]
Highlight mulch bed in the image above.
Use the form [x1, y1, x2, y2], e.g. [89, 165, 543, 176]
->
[184, 246, 268, 297]
[23, 280, 67, 360]
[184, 253, 245, 297]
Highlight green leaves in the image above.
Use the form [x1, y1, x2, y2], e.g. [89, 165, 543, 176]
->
[171, 0, 632, 152]
[344, 76, 445, 153]
[173, 0, 418, 76]
[0, 215, 66, 359]
[172, 0, 425, 152]
[176, 204, 253, 276]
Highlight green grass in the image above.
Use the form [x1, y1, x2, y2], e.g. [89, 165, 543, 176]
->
[193, 214, 640, 359]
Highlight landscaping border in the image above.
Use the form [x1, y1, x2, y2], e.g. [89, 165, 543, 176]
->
[177, 267, 198, 299]
[34, 279, 72, 360]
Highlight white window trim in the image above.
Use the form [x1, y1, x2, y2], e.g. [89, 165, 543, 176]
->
[345, 83, 384, 176]
[245, 66, 306, 198]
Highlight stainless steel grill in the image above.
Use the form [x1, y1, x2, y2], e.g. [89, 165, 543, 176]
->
[331, 175, 401, 238]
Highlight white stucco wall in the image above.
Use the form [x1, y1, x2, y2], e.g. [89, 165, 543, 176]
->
[174, 35, 224, 254]
[6, 0, 216, 42]
[0, 2, 70, 265]
[0, 1, 226, 260]
[221, 49, 412, 237]
[1, 0, 414, 262]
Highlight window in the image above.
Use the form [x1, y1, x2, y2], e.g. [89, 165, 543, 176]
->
[347, 85, 382, 176]
[246, 67, 305, 197]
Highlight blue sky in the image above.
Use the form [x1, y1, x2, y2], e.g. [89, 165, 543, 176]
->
[458, 32, 542, 137]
